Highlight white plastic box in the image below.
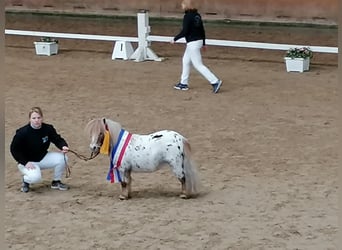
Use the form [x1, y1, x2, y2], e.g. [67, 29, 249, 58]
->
[34, 42, 58, 56]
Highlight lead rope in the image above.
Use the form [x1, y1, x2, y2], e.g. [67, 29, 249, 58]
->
[64, 153, 71, 178]
[63, 149, 100, 178]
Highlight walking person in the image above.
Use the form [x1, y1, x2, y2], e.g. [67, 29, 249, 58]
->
[10, 107, 70, 193]
[171, 0, 222, 93]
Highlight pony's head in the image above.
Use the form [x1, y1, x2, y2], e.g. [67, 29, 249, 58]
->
[84, 118, 106, 154]
[84, 118, 122, 155]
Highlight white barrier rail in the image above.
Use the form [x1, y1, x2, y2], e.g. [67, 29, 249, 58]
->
[5, 29, 338, 54]
[5, 29, 139, 42]
[148, 35, 338, 53]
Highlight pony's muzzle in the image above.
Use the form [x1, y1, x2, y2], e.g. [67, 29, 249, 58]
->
[90, 144, 100, 153]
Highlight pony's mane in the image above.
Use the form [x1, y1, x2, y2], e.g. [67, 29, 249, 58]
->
[84, 118, 123, 144]
[103, 118, 122, 142]
[84, 118, 105, 138]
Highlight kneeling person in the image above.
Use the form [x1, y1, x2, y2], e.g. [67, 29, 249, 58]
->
[10, 107, 70, 193]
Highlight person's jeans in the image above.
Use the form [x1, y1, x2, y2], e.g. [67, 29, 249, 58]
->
[18, 152, 68, 183]
[180, 40, 219, 85]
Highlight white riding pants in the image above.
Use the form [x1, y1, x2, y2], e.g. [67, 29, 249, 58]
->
[18, 152, 68, 184]
[180, 40, 219, 85]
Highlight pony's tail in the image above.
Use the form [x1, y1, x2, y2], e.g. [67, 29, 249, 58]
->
[183, 139, 201, 197]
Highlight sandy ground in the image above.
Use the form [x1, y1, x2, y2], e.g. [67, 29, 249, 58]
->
[4, 14, 338, 249]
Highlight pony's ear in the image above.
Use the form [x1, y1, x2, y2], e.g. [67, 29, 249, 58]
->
[102, 118, 109, 131]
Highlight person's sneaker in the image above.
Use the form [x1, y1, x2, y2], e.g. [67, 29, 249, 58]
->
[21, 180, 30, 193]
[174, 83, 189, 91]
[212, 80, 223, 93]
[51, 180, 69, 191]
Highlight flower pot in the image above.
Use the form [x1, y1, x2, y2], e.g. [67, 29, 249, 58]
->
[34, 41, 58, 56]
[284, 57, 310, 73]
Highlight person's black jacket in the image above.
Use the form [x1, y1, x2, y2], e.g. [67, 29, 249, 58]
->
[10, 123, 68, 165]
[174, 9, 206, 45]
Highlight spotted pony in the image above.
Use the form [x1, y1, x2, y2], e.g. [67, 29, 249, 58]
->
[85, 118, 200, 200]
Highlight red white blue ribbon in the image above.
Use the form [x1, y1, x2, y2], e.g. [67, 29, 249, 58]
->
[106, 129, 132, 183]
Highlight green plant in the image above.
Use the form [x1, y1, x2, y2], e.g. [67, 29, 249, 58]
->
[39, 37, 58, 43]
[285, 47, 313, 59]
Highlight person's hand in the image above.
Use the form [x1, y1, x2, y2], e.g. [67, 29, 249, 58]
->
[25, 162, 36, 170]
[170, 39, 175, 44]
[202, 45, 207, 52]
[62, 146, 69, 153]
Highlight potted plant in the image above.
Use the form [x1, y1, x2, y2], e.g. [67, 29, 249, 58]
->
[34, 37, 59, 56]
[284, 47, 313, 72]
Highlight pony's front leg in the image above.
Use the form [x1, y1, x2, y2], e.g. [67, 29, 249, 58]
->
[126, 170, 132, 198]
[119, 170, 132, 200]
[119, 182, 129, 200]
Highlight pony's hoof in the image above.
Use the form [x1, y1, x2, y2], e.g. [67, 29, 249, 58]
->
[179, 194, 189, 199]
[119, 195, 129, 200]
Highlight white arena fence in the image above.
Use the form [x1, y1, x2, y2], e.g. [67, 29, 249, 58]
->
[4, 12, 338, 61]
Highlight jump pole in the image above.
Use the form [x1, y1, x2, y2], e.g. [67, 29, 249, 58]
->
[130, 10, 163, 62]
[5, 12, 338, 58]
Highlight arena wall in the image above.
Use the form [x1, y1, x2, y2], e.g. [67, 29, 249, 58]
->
[5, 0, 338, 25]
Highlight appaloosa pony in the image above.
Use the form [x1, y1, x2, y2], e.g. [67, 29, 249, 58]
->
[85, 118, 200, 200]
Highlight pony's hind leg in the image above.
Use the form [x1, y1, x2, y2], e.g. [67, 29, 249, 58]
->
[179, 177, 189, 199]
